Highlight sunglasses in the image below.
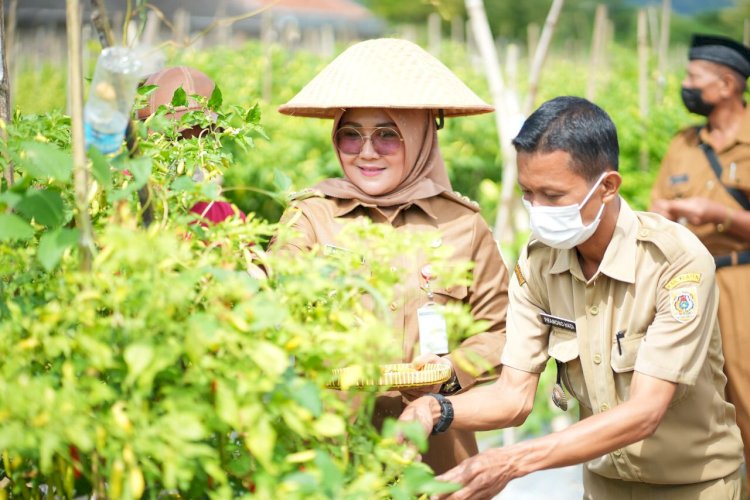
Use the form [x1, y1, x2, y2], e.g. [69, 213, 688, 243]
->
[334, 126, 404, 156]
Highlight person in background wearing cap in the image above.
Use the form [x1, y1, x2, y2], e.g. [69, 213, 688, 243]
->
[400, 96, 744, 499]
[138, 65, 246, 225]
[273, 38, 509, 474]
[650, 34, 750, 484]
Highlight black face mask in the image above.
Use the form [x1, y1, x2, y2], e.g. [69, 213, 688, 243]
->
[681, 86, 715, 116]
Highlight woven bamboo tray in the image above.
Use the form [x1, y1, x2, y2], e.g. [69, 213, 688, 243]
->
[327, 363, 451, 390]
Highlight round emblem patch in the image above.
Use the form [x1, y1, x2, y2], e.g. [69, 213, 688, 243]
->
[669, 286, 698, 323]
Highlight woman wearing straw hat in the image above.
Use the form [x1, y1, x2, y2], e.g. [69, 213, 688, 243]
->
[276, 38, 509, 474]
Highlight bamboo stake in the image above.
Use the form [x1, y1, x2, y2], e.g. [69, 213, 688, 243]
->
[524, 0, 564, 115]
[428, 12, 442, 57]
[638, 9, 649, 171]
[0, 0, 12, 186]
[5, 0, 15, 110]
[66, 0, 94, 271]
[465, 0, 523, 250]
[744, 19, 750, 46]
[586, 4, 607, 101]
[655, 0, 670, 103]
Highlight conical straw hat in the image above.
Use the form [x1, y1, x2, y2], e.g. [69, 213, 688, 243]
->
[278, 38, 494, 118]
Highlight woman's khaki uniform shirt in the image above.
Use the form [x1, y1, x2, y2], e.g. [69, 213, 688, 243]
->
[278, 190, 509, 474]
[503, 200, 742, 490]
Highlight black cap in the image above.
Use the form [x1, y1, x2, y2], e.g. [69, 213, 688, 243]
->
[689, 34, 750, 79]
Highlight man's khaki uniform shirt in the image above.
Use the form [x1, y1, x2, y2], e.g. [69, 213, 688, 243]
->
[278, 190, 509, 473]
[651, 110, 750, 256]
[502, 200, 742, 484]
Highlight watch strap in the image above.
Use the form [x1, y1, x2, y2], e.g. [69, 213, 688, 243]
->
[427, 393, 454, 434]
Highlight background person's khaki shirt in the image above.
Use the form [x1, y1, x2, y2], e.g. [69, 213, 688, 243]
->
[650, 109, 750, 256]
[276, 190, 509, 473]
[502, 199, 742, 484]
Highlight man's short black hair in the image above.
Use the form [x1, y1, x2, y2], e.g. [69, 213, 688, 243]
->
[512, 96, 619, 181]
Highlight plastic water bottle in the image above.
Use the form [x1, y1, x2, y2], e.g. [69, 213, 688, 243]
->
[84, 47, 142, 154]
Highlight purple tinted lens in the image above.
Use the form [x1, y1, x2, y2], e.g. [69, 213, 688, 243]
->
[335, 128, 363, 154]
[335, 127, 402, 155]
[372, 128, 402, 155]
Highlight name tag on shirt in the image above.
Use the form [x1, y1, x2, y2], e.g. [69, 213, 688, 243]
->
[418, 303, 449, 355]
[669, 174, 689, 185]
[540, 313, 577, 332]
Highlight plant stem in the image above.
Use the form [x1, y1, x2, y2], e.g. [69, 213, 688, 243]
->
[66, 0, 95, 271]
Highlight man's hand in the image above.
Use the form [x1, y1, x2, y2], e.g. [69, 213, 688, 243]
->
[398, 394, 440, 437]
[399, 353, 453, 401]
[652, 197, 727, 226]
[432, 448, 516, 500]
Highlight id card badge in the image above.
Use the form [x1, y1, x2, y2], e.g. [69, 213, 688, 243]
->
[418, 302, 449, 355]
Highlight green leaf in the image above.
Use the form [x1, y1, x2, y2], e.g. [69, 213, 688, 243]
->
[200, 182, 221, 200]
[37, 227, 79, 271]
[245, 103, 261, 124]
[312, 413, 345, 438]
[109, 157, 152, 202]
[88, 147, 112, 188]
[18, 141, 73, 181]
[0, 191, 22, 209]
[170, 176, 196, 192]
[15, 189, 65, 227]
[208, 85, 223, 110]
[124, 343, 154, 386]
[273, 169, 292, 192]
[0, 213, 34, 240]
[171, 86, 188, 107]
[289, 380, 322, 417]
[244, 413, 276, 470]
[137, 84, 158, 96]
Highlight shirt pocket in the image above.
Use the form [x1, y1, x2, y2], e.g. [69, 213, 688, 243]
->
[548, 330, 590, 410]
[431, 285, 469, 304]
[610, 331, 688, 406]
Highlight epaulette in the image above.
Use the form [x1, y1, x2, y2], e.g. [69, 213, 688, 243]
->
[441, 190, 481, 212]
[634, 221, 682, 264]
[288, 188, 324, 202]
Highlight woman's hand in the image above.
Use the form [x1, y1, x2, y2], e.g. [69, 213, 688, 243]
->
[399, 353, 453, 401]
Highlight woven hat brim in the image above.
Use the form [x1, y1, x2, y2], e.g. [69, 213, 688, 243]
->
[278, 38, 494, 118]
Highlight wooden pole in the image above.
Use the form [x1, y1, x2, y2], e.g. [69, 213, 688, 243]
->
[451, 15, 464, 45]
[428, 12, 442, 57]
[655, 0, 670, 102]
[1, 0, 12, 186]
[66, 0, 94, 271]
[5, 0, 15, 111]
[586, 4, 607, 101]
[744, 19, 750, 47]
[524, 0, 564, 115]
[527, 22, 540, 62]
[261, 11, 273, 103]
[638, 9, 649, 171]
[465, 0, 523, 248]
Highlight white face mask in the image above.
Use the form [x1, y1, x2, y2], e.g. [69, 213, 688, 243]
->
[522, 173, 607, 250]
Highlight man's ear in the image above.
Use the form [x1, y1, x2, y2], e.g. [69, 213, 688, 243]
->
[602, 171, 622, 203]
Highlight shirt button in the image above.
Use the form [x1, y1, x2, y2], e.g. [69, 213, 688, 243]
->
[590, 305, 599, 315]
[389, 302, 397, 311]
[600, 403, 609, 412]
[638, 228, 649, 238]
[593, 354, 602, 364]
[613, 450, 622, 457]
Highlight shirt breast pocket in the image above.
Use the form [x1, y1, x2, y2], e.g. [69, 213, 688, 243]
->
[548, 330, 590, 410]
[610, 331, 688, 406]
[431, 285, 468, 304]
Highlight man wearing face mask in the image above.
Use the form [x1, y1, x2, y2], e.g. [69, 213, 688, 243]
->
[650, 34, 750, 481]
[400, 96, 743, 499]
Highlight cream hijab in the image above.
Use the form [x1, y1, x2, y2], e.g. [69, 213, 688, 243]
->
[315, 108, 452, 207]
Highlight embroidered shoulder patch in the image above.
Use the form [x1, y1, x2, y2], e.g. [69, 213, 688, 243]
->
[514, 263, 526, 286]
[665, 273, 701, 290]
[669, 286, 699, 323]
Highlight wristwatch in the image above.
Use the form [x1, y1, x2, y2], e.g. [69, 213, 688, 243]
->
[427, 393, 454, 435]
[440, 372, 461, 395]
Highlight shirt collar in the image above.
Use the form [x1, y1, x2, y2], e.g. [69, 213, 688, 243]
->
[332, 197, 438, 220]
[548, 198, 638, 284]
[698, 106, 750, 147]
